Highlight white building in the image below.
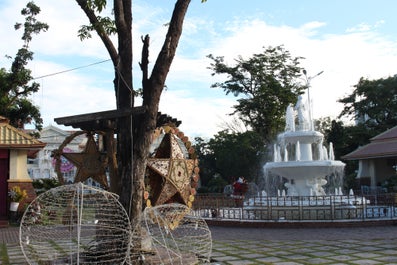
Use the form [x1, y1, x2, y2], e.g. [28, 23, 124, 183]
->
[27, 125, 101, 187]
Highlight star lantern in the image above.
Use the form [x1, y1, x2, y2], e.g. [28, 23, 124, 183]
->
[62, 133, 109, 189]
[146, 125, 199, 208]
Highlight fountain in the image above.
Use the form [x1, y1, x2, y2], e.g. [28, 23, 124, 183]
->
[233, 95, 370, 221]
[264, 95, 345, 196]
[196, 95, 384, 223]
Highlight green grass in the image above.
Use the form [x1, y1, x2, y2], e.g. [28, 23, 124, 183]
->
[0, 243, 10, 265]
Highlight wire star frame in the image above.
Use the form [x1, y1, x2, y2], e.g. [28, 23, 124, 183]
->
[19, 184, 212, 265]
[20, 183, 131, 264]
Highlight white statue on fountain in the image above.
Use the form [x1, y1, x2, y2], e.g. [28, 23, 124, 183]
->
[285, 104, 295, 132]
[295, 95, 310, 131]
[285, 181, 298, 196]
[306, 177, 327, 196]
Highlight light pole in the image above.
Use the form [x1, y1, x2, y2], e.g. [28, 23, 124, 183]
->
[302, 70, 323, 130]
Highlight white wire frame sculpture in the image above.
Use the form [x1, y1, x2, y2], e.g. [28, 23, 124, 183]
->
[19, 183, 131, 264]
[139, 203, 212, 265]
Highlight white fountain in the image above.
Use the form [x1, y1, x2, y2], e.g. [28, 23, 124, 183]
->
[197, 94, 374, 222]
[198, 94, 373, 222]
[264, 95, 346, 196]
[236, 95, 369, 221]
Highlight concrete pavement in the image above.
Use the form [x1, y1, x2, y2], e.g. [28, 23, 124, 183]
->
[1, 225, 397, 264]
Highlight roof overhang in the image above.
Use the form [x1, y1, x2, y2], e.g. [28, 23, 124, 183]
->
[342, 141, 397, 160]
[0, 123, 46, 150]
[54, 107, 181, 132]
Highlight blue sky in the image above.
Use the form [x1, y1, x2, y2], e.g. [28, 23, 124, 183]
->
[1, 1, 397, 139]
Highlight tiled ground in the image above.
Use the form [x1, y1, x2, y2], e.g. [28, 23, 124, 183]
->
[2, 225, 397, 264]
[210, 238, 397, 264]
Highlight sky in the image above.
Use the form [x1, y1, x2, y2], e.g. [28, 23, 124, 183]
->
[1, 0, 397, 139]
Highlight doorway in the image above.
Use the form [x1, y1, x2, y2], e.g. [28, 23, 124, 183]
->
[0, 149, 9, 218]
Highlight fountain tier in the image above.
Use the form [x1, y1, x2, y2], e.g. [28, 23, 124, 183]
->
[264, 96, 345, 196]
[264, 160, 345, 196]
[278, 130, 324, 161]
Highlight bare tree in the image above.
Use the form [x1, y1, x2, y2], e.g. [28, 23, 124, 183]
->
[75, 0, 192, 224]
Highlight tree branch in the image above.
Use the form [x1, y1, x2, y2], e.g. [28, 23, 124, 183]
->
[146, 0, 191, 105]
[113, 0, 132, 108]
[140, 35, 150, 98]
[75, 0, 118, 65]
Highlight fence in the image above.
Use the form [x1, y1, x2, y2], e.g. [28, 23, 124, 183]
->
[193, 193, 397, 222]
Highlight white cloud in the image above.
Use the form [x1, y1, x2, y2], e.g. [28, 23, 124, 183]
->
[2, 1, 397, 139]
[29, 60, 115, 128]
[346, 20, 385, 33]
[190, 18, 397, 124]
[159, 90, 235, 139]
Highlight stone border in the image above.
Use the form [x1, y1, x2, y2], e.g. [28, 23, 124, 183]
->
[205, 218, 397, 228]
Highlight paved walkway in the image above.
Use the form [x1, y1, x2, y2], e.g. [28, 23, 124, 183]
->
[210, 225, 397, 264]
[1, 225, 397, 264]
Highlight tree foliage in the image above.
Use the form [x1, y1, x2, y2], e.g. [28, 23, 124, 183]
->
[207, 45, 306, 144]
[193, 137, 216, 187]
[0, 2, 48, 132]
[326, 120, 374, 191]
[313, 117, 332, 137]
[338, 75, 397, 134]
[326, 120, 372, 161]
[196, 130, 266, 189]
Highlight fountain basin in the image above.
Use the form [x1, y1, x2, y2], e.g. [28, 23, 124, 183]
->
[264, 160, 345, 178]
[278, 130, 323, 145]
[264, 160, 345, 196]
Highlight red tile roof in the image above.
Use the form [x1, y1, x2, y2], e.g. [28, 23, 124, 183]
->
[342, 125, 397, 160]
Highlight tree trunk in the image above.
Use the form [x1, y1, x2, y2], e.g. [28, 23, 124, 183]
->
[113, 0, 134, 216]
[129, 0, 191, 226]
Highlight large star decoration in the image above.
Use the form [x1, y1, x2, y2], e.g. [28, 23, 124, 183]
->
[62, 134, 109, 189]
[146, 132, 195, 206]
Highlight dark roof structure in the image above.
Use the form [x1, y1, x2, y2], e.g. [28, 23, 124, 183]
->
[54, 108, 181, 132]
[342, 125, 397, 160]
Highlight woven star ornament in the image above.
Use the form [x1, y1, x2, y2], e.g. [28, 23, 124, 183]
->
[62, 133, 109, 189]
[146, 126, 198, 208]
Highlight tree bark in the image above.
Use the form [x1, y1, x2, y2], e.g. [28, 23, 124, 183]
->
[113, 0, 134, 214]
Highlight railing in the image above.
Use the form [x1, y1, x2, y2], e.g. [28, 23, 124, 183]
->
[193, 193, 397, 222]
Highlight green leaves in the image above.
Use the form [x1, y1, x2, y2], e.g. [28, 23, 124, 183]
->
[194, 129, 266, 187]
[18, 2, 49, 46]
[87, 0, 107, 12]
[77, 0, 116, 41]
[0, 1, 47, 131]
[208, 45, 306, 143]
[338, 75, 397, 133]
[78, 16, 116, 40]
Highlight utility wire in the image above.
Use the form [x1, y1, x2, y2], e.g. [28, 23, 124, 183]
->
[32, 59, 112, 80]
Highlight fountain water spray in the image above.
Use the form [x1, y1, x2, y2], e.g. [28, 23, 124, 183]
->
[264, 95, 345, 196]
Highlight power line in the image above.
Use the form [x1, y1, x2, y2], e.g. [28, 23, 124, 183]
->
[32, 59, 112, 80]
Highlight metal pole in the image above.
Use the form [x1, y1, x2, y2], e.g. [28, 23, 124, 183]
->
[303, 70, 323, 130]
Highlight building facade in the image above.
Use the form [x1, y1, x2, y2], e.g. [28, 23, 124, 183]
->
[27, 125, 103, 188]
[0, 116, 45, 221]
[342, 125, 397, 193]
